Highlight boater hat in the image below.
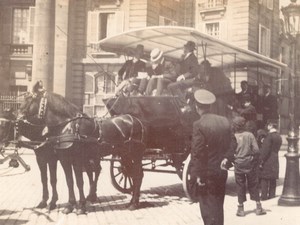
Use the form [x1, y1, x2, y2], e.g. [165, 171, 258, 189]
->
[194, 89, 216, 105]
[150, 48, 164, 62]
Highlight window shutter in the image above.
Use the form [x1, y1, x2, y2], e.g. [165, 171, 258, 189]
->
[114, 11, 124, 35]
[2, 7, 12, 44]
[87, 11, 99, 44]
[28, 7, 35, 44]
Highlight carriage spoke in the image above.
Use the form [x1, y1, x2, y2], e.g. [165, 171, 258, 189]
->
[124, 176, 127, 189]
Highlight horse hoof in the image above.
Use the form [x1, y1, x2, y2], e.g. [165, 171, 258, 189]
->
[128, 203, 139, 211]
[86, 194, 98, 203]
[76, 207, 86, 215]
[48, 202, 57, 210]
[62, 205, 74, 214]
[36, 201, 47, 209]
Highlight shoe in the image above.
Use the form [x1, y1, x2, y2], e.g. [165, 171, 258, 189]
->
[255, 203, 267, 215]
[236, 204, 245, 217]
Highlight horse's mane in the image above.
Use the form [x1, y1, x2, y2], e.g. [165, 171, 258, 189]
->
[46, 92, 81, 117]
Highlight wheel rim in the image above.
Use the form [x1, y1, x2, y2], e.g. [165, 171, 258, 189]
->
[110, 156, 133, 194]
[182, 154, 196, 201]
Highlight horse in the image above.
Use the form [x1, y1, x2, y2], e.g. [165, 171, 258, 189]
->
[18, 81, 146, 212]
[0, 109, 59, 210]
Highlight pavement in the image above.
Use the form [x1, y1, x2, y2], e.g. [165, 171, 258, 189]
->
[0, 142, 299, 225]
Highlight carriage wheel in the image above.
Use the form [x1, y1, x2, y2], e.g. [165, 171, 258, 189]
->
[175, 164, 183, 180]
[182, 154, 196, 201]
[110, 155, 133, 194]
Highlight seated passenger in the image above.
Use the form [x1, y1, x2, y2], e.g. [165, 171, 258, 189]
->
[145, 48, 178, 96]
[115, 44, 146, 95]
[167, 41, 198, 106]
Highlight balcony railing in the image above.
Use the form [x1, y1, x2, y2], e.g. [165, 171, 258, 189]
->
[10, 44, 33, 58]
[199, 0, 226, 9]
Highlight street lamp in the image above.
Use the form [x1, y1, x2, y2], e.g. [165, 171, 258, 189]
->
[278, 0, 300, 206]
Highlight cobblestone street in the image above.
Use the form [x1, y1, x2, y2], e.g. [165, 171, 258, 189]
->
[0, 147, 299, 225]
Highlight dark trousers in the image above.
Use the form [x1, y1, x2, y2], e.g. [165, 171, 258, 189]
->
[235, 170, 260, 204]
[260, 178, 276, 200]
[197, 173, 227, 225]
[168, 79, 195, 106]
[145, 77, 172, 96]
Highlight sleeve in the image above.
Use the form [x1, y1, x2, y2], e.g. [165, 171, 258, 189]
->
[118, 61, 128, 81]
[250, 134, 259, 155]
[162, 62, 178, 81]
[260, 135, 272, 164]
[224, 132, 237, 163]
[190, 122, 207, 178]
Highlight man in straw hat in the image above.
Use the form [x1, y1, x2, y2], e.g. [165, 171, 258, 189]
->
[190, 89, 236, 225]
[145, 48, 178, 96]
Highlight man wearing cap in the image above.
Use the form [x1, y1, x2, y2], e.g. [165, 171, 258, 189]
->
[190, 89, 236, 225]
[260, 84, 278, 128]
[116, 44, 146, 95]
[145, 48, 178, 96]
[168, 41, 198, 105]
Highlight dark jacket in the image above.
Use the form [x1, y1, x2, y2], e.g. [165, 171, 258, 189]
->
[162, 61, 178, 82]
[118, 59, 146, 81]
[260, 94, 278, 120]
[259, 131, 282, 179]
[190, 113, 233, 180]
[179, 53, 198, 79]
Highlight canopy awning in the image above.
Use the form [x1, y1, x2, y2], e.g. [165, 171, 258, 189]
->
[97, 26, 286, 70]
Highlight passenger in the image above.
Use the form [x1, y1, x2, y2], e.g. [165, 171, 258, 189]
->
[190, 89, 236, 225]
[259, 121, 282, 201]
[259, 84, 278, 128]
[232, 116, 266, 217]
[168, 41, 198, 106]
[237, 94, 257, 136]
[145, 48, 178, 96]
[236, 81, 254, 108]
[115, 44, 146, 96]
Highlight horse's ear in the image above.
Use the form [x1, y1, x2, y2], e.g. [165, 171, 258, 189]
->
[32, 80, 45, 95]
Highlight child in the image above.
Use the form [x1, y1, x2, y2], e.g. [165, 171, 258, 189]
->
[232, 116, 266, 217]
[259, 121, 282, 200]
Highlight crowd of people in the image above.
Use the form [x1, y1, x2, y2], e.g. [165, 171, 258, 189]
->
[116, 41, 282, 225]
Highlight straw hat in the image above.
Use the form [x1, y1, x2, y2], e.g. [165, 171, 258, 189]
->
[150, 48, 164, 62]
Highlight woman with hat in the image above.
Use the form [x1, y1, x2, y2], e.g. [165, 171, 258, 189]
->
[116, 44, 146, 95]
[145, 48, 178, 96]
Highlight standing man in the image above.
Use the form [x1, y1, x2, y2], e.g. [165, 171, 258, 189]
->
[259, 121, 282, 200]
[260, 84, 278, 128]
[190, 89, 235, 225]
[168, 41, 198, 107]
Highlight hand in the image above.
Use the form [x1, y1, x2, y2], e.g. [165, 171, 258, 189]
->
[196, 177, 206, 186]
[177, 75, 185, 81]
[220, 158, 229, 170]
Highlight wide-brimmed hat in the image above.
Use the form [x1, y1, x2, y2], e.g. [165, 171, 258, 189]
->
[134, 44, 144, 57]
[184, 41, 196, 51]
[150, 48, 164, 62]
[194, 89, 216, 105]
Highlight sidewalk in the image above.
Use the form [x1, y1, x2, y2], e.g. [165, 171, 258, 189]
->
[0, 145, 299, 225]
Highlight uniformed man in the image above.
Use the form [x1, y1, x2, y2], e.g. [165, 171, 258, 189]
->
[190, 89, 236, 225]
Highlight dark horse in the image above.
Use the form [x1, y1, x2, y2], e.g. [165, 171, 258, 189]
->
[0, 109, 59, 210]
[18, 81, 146, 212]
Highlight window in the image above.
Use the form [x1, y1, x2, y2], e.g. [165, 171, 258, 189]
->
[159, 16, 178, 26]
[259, 0, 273, 10]
[87, 11, 124, 44]
[259, 24, 270, 57]
[205, 22, 220, 38]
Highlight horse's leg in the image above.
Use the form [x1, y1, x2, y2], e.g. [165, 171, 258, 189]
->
[59, 153, 76, 214]
[35, 154, 48, 209]
[48, 154, 58, 210]
[86, 161, 101, 203]
[73, 154, 86, 215]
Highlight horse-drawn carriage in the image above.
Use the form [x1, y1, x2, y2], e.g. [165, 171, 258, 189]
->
[0, 26, 285, 214]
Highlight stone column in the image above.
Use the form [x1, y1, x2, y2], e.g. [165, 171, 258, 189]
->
[31, 0, 55, 92]
[53, 0, 71, 97]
